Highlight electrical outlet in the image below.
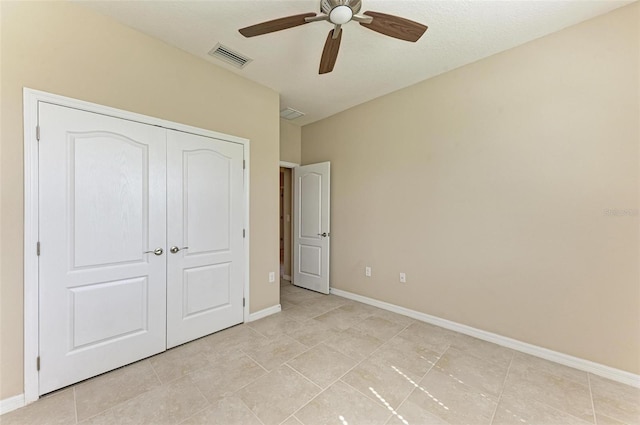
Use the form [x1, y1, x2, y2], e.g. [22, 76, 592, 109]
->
[269, 272, 275, 283]
[365, 266, 371, 277]
[399, 272, 406, 283]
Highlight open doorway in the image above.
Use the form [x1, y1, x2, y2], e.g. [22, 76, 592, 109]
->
[279, 161, 332, 298]
[279, 166, 294, 283]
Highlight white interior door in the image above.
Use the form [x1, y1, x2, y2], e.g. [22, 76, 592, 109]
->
[166, 130, 245, 348]
[293, 162, 331, 294]
[38, 103, 167, 395]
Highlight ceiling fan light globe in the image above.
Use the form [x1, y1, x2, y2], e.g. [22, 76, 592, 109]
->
[329, 5, 353, 25]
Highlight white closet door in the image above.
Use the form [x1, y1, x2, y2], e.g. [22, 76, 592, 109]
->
[166, 130, 245, 348]
[38, 103, 167, 395]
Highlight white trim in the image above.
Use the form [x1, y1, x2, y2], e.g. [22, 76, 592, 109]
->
[330, 288, 640, 389]
[247, 304, 282, 322]
[23, 89, 40, 404]
[0, 394, 25, 416]
[23, 88, 251, 403]
[279, 161, 299, 168]
[278, 161, 296, 292]
[24, 89, 249, 145]
[243, 142, 251, 323]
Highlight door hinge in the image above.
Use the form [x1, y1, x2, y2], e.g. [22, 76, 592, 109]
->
[243, 160, 245, 170]
[36, 125, 40, 141]
[243, 229, 245, 238]
[36, 356, 40, 371]
[36, 241, 41, 256]
[243, 298, 245, 307]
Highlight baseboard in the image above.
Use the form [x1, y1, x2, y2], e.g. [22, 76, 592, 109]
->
[330, 287, 640, 389]
[283, 275, 291, 281]
[247, 304, 281, 322]
[0, 394, 25, 416]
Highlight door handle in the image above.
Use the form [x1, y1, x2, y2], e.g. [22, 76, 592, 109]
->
[170, 246, 189, 254]
[317, 233, 329, 237]
[143, 248, 164, 256]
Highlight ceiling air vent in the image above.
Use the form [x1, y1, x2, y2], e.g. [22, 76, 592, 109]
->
[208, 43, 252, 69]
[280, 107, 305, 120]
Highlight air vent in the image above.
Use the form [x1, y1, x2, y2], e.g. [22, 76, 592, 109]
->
[280, 107, 305, 120]
[208, 43, 252, 69]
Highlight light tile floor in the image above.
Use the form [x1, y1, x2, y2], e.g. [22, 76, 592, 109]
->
[3, 280, 639, 425]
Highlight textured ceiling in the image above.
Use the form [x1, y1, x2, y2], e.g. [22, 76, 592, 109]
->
[79, 0, 633, 126]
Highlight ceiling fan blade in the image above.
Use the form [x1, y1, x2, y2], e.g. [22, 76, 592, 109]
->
[360, 11, 427, 42]
[319, 29, 342, 74]
[239, 13, 317, 37]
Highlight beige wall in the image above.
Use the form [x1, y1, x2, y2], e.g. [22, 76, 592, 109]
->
[280, 119, 302, 164]
[0, 1, 280, 399]
[303, 4, 640, 374]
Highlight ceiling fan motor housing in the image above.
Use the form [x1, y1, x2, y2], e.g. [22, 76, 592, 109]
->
[321, 0, 362, 21]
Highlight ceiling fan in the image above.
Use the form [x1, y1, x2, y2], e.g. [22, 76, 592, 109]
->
[239, 0, 428, 74]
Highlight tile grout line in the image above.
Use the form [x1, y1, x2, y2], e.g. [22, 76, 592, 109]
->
[229, 349, 288, 398]
[367, 320, 414, 354]
[247, 325, 274, 342]
[237, 396, 269, 425]
[238, 350, 271, 374]
[278, 415, 298, 425]
[501, 356, 600, 424]
[80, 407, 113, 423]
[387, 344, 451, 423]
[177, 347, 267, 424]
[301, 318, 414, 394]
[239, 333, 316, 373]
[244, 324, 272, 339]
[448, 339, 516, 369]
[386, 343, 449, 425]
[257, 364, 326, 425]
[587, 373, 598, 425]
[285, 354, 402, 422]
[279, 376, 334, 425]
[338, 378, 395, 423]
[150, 358, 212, 387]
[284, 363, 325, 392]
[281, 298, 333, 315]
[185, 368, 212, 415]
[298, 343, 369, 394]
[274, 317, 414, 425]
[488, 350, 515, 425]
[74, 361, 161, 423]
[224, 359, 269, 425]
[148, 358, 163, 384]
[73, 386, 79, 424]
[175, 403, 210, 425]
[103, 362, 188, 421]
[299, 320, 426, 423]
[321, 317, 414, 368]
[289, 332, 331, 350]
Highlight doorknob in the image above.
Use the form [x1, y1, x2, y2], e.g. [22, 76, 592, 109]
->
[317, 233, 329, 237]
[143, 248, 164, 256]
[170, 246, 189, 254]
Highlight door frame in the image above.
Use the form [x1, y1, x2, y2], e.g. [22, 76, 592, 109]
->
[23, 88, 251, 404]
[279, 161, 298, 283]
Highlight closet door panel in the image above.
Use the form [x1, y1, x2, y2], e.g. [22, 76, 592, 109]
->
[166, 130, 244, 348]
[38, 103, 167, 395]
